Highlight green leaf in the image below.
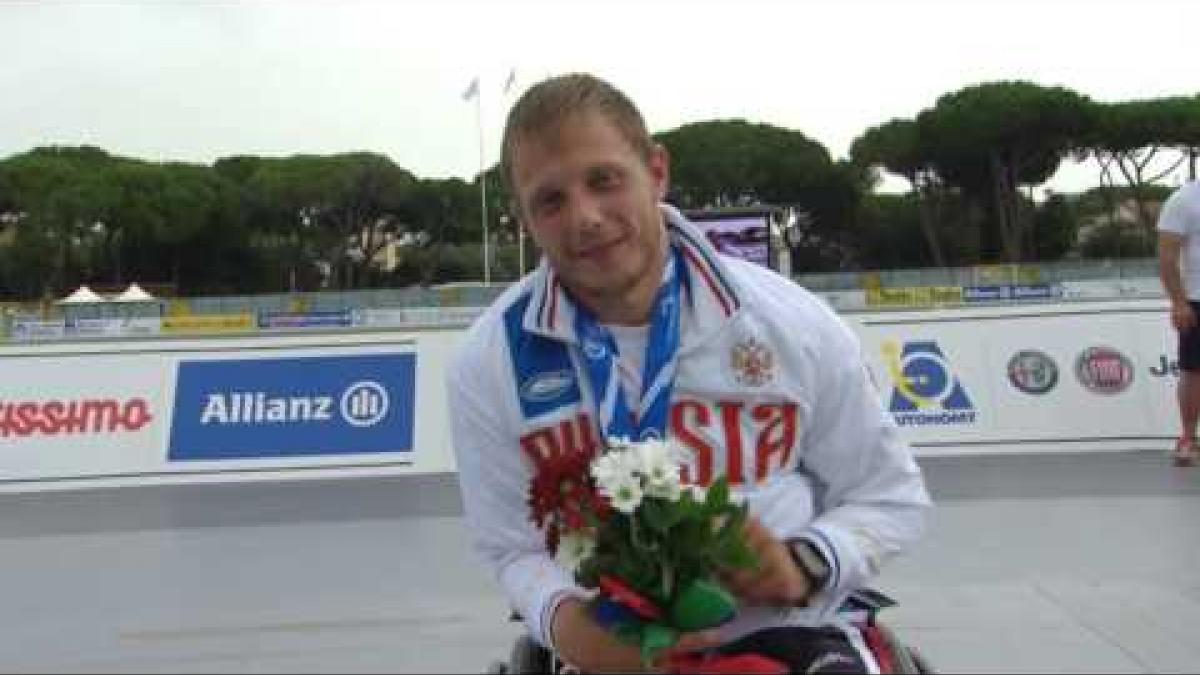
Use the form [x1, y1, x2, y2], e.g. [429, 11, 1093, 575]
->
[583, 509, 604, 529]
[614, 621, 643, 645]
[669, 578, 737, 631]
[723, 538, 759, 570]
[622, 558, 658, 597]
[678, 489, 705, 520]
[672, 520, 705, 558]
[639, 623, 678, 667]
[705, 477, 730, 513]
[641, 497, 684, 534]
[679, 488, 697, 508]
[714, 507, 748, 551]
[628, 514, 658, 554]
[659, 559, 676, 601]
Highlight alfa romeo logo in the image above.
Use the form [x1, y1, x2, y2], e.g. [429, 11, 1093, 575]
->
[1007, 350, 1058, 395]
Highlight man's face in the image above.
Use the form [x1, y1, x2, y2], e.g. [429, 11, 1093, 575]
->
[511, 112, 669, 307]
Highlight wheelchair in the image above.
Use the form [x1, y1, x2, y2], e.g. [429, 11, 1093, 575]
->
[488, 589, 934, 674]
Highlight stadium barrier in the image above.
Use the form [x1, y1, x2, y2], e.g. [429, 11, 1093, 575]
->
[0, 297, 1176, 492]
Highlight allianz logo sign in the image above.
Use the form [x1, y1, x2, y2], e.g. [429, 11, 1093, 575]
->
[199, 380, 390, 427]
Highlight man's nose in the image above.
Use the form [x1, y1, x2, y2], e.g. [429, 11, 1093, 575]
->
[564, 188, 604, 232]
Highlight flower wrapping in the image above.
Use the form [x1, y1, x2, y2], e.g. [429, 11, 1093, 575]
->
[528, 436, 777, 670]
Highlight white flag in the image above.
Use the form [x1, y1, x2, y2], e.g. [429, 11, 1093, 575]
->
[503, 68, 517, 95]
[462, 77, 479, 101]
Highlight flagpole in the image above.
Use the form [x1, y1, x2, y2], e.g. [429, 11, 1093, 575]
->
[505, 69, 524, 278]
[518, 225, 525, 277]
[475, 83, 490, 286]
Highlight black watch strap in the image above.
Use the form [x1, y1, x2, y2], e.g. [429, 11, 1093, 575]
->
[787, 538, 832, 602]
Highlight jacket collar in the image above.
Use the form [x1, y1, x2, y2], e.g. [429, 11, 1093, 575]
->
[521, 204, 743, 346]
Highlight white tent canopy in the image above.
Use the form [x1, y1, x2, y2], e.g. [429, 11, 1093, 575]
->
[111, 283, 157, 304]
[56, 285, 107, 305]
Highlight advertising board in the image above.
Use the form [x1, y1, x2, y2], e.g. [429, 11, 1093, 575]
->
[0, 332, 450, 490]
[859, 299, 1174, 455]
[687, 212, 771, 268]
[0, 297, 1175, 490]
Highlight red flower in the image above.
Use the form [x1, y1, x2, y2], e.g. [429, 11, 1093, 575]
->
[563, 508, 585, 532]
[592, 489, 614, 519]
[526, 446, 600, 552]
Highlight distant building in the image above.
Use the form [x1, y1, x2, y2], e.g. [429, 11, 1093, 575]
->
[0, 211, 23, 247]
[346, 220, 427, 274]
[1076, 197, 1164, 246]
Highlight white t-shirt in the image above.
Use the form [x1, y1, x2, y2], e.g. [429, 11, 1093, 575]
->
[1157, 181, 1200, 300]
[604, 322, 648, 409]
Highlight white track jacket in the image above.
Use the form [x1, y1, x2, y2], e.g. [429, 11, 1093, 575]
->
[447, 205, 931, 650]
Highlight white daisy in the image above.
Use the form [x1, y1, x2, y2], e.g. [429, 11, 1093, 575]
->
[591, 447, 639, 490]
[636, 439, 673, 480]
[604, 475, 645, 514]
[645, 479, 682, 502]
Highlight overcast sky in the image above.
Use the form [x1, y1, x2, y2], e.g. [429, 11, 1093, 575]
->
[2, 0, 1197, 193]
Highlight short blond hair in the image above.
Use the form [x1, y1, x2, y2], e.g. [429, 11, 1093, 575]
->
[500, 73, 654, 191]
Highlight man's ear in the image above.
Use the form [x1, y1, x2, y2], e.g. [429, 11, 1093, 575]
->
[648, 143, 670, 202]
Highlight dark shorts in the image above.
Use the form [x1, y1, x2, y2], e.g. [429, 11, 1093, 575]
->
[719, 626, 868, 673]
[1181, 302, 1200, 372]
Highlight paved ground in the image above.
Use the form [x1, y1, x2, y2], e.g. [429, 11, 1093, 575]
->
[878, 452, 1200, 674]
[1, 450, 1198, 673]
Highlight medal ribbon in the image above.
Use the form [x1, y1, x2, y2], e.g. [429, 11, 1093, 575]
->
[574, 246, 686, 442]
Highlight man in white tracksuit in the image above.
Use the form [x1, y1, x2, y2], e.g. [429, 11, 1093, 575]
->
[448, 73, 931, 673]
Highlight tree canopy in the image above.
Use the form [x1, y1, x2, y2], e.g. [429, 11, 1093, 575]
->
[2, 81, 1196, 300]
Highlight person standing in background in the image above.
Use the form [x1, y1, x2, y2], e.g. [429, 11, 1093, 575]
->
[1157, 180, 1200, 466]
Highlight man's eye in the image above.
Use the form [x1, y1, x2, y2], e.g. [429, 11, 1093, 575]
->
[591, 172, 620, 190]
[534, 194, 562, 215]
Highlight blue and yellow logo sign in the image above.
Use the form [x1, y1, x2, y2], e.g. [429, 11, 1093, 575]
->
[883, 340, 977, 426]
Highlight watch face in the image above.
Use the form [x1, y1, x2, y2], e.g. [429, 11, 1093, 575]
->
[791, 540, 830, 584]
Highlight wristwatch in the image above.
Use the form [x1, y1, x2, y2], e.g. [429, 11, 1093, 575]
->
[785, 538, 831, 605]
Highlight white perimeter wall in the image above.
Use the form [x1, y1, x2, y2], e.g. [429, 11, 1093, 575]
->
[0, 299, 1177, 492]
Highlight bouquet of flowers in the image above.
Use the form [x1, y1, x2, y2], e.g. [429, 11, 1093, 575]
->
[529, 436, 785, 673]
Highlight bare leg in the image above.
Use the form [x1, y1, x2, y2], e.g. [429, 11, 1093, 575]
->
[1175, 369, 1200, 465]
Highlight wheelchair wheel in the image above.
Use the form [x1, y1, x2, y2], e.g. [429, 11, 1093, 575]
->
[908, 646, 935, 674]
[507, 634, 555, 674]
[872, 622, 935, 674]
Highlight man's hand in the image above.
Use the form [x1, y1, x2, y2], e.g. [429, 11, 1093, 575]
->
[1172, 302, 1197, 333]
[718, 517, 811, 607]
